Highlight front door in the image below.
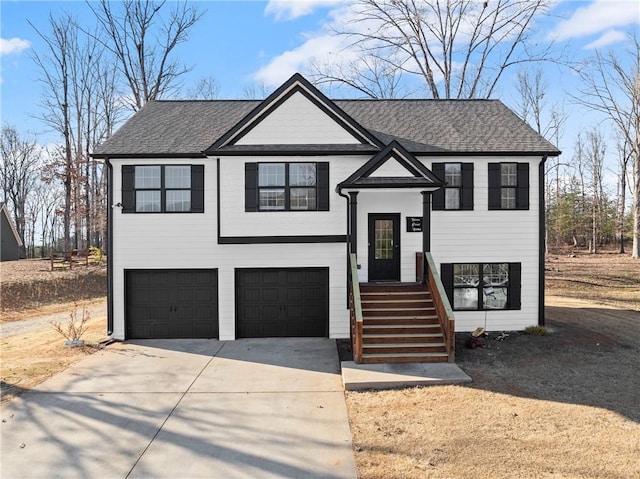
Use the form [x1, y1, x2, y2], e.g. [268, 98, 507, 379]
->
[368, 213, 401, 281]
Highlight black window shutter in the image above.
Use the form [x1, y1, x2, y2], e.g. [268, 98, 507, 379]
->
[191, 165, 204, 213]
[516, 163, 529, 210]
[317, 162, 329, 211]
[488, 163, 501, 210]
[122, 165, 135, 213]
[508, 263, 522, 310]
[431, 163, 445, 210]
[461, 163, 474, 210]
[245, 163, 258, 212]
[440, 263, 454, 306]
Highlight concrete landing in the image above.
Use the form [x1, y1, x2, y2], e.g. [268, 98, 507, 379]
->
[341, 361, 472, 391]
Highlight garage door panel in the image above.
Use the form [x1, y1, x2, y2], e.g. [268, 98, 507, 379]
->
[126, 269, 218, 339]
[236, 268, 328, 338]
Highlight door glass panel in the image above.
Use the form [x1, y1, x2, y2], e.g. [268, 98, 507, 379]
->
[374, 219, 394, 259]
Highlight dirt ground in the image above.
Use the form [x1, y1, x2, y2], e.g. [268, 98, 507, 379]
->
[546, 250, 639, 310]
[347, 252, 640, 479]
[1, 258, 106, 312]
[1, 259, 109, 403]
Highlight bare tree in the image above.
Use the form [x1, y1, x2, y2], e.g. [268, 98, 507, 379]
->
[31, 13, 121, 253]
[313, 0, 555, 99]
[0, 126, 41, 246]
[615, 137, 632, 253]
[586, 129, 606, 253]
[30, 13, 75, 255]
[242, 81, 271, 100]
[513, 67, 567, 253]
[186, 76, 221, 99]
[572, 33, 640, 258]
[310, 53, 407, 98]
[88, 0, 204, 111]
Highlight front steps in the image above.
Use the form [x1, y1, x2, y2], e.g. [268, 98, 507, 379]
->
[359, 283, 449, 363]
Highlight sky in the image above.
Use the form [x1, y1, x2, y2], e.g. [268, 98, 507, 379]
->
[1, 0, 639, 188]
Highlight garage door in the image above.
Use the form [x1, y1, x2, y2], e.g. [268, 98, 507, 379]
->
[126, 269, 218, 339]
[236, 268, 329, 338]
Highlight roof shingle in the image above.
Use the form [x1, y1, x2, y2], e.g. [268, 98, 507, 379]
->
[93, 98, 560, 157]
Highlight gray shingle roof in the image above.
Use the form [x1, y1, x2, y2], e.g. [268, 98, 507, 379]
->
[93, 98, 560, 157]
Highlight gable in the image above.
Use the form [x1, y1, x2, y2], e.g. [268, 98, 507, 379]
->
[0, 203, 22, 247]
[367, 157, 417, 178]
[205, 73, 383, 153]
[338, 141, 444, 191]
[236, 91, 361, 145]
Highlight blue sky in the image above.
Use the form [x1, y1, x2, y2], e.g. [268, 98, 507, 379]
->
[1, 0, 639, 184]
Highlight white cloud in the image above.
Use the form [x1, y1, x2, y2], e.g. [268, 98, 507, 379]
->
[551, 0, 639, 41]
[265, 0, 345, 21]
[584, 29, 628, 49]
[255, 2, 384, 86]
[0, 37, 31, 56]
[253, 34, 349, 86]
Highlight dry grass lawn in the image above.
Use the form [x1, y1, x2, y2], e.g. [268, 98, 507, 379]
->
[347, 386, 638, 479]
[1, 311, 108, 404]
[347, 252, 640, 479]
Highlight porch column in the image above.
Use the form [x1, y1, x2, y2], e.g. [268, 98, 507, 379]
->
[348, 192, 359, 257]
[421, 191, 431, 252]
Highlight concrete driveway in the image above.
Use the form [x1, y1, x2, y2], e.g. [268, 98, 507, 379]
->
[0, 339, 357, 479]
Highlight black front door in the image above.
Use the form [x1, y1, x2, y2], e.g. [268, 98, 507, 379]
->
[368, 213, 401, 281]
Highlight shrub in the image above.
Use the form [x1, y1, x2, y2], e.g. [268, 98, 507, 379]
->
[524, 325, 549, 336]
[51, 302, 91, 343]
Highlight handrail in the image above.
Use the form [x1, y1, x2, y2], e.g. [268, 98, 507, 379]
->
[348, 253, 364, 363]
[424, 252, 456, 362]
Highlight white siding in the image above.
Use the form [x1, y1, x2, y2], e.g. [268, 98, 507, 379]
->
[354, 190, 423, 284]
[351, 156, 543, 332]
[235, 91, 360, 145]
[110, 153, 543, 339]
[110, 157, 350, 340]
[219, 155, 361, 237]
[429, 156, 541, 332]
[368, 157, 415, 177]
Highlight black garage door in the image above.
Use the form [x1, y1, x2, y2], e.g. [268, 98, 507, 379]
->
[126, 269, 218, 339]
[236, 268, 329, 338]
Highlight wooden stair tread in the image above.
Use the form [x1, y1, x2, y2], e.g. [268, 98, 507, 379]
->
[364, 323, 440, 328]
[362, 352, 448, 358]
[354, 282, 453, 363]
[363, 332, 442, 338]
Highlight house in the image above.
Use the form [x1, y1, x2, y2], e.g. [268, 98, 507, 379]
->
[92, 73, 560, 363]
[1, 202, 24, 262]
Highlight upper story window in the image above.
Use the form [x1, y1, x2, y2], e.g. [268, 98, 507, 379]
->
[432, 163, 474, 210]
[258, 163, 317, 211]
[440, 262, 521, 311]
[245, 162, 329, 212]
[488, 162, 529, 210]
[121, 165, 204, 213]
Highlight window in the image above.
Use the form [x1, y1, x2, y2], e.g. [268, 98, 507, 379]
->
[488, 162, 529, 210]
[256, 163, 317, 211]
[432, 163, 474, 210]
[441, 262, 521, 311]
[245, 162, 329, 212]
[121, 165, 204, 213]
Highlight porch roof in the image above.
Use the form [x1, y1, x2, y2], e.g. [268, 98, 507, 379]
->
[337, 141, 445, 192]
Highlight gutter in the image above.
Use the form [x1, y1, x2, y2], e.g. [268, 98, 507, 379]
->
[538, 156, 547, 327]
[105, 158, 114, 336]
[336, 185, 351, 308]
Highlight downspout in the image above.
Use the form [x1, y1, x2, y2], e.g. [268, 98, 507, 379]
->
[538, 156, 547, 327]
[336, 186, 351, 307]
[105, 158, 114, 336]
